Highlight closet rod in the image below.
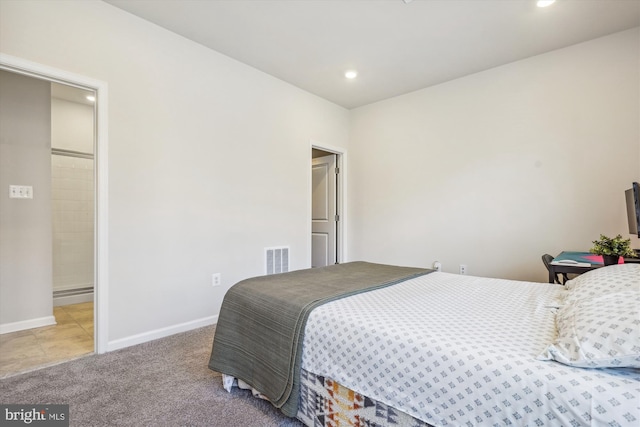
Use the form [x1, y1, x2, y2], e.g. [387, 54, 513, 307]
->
[51, 148, 94, 160]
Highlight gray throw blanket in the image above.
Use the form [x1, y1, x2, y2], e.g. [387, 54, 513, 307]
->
[208, 261, 432, 417]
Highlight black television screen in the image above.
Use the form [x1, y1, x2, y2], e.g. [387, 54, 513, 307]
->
[625, 182, 640, 238]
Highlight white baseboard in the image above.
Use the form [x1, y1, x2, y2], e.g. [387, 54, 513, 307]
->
[53, 292, 94, 307]
[0, 316, 57, 335]
[106, 315, 218, 352]
[53, 283, 93, 292]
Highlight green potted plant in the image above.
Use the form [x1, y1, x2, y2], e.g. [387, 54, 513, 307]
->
[590, 234, 638, 265]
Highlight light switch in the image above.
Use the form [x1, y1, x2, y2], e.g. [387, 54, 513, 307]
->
[9, 185, 33, 199]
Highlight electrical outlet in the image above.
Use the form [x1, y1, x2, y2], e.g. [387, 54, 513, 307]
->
[459, 264, 467, 275]
[433, 261, 442, 272]
[212, 273, 221, 287]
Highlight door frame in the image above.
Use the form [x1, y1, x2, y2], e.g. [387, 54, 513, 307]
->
[0, 53, 109, 354]
[309, 140, 347, 266]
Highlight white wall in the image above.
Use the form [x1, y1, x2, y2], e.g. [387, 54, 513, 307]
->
[0, 70, 54, 329]
[0, 0, 349, 344]
[52, 97, 94, 154]
[348, 28, 640, 282]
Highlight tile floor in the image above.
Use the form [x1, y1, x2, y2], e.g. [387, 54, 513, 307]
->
[0, 302, 94, 378]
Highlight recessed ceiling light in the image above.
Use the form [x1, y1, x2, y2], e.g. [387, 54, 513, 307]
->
[536, 0, 556, 7]
[86, 95, 96, 102]
[345, 70, 358, 79]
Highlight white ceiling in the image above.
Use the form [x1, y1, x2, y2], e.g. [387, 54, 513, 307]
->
[104, 0, 640, 109]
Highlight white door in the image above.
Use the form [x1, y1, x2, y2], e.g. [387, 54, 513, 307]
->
[311, 154, 337, 267]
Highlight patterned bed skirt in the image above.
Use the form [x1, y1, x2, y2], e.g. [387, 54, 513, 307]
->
[296, 368, 433, 427]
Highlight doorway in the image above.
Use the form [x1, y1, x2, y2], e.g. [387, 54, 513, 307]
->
[0, 71, 96, 376]
[311, 144, 345, 267]
[0, 54, 108, 358]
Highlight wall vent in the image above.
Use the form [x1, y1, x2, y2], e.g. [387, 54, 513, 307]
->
[265, 246, 289, 275]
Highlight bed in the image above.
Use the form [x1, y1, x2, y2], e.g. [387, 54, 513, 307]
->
[208, 261, 640, 427]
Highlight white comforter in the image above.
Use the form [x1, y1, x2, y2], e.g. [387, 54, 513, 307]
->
[301, 272, 640, 427]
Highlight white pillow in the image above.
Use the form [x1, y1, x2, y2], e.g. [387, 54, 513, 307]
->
[539, 290, 640, 368]
[563, 263, 640, 304]
[541, 264, 640, 368]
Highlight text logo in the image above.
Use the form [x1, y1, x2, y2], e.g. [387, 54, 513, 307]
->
[0, 405, 68, 427]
